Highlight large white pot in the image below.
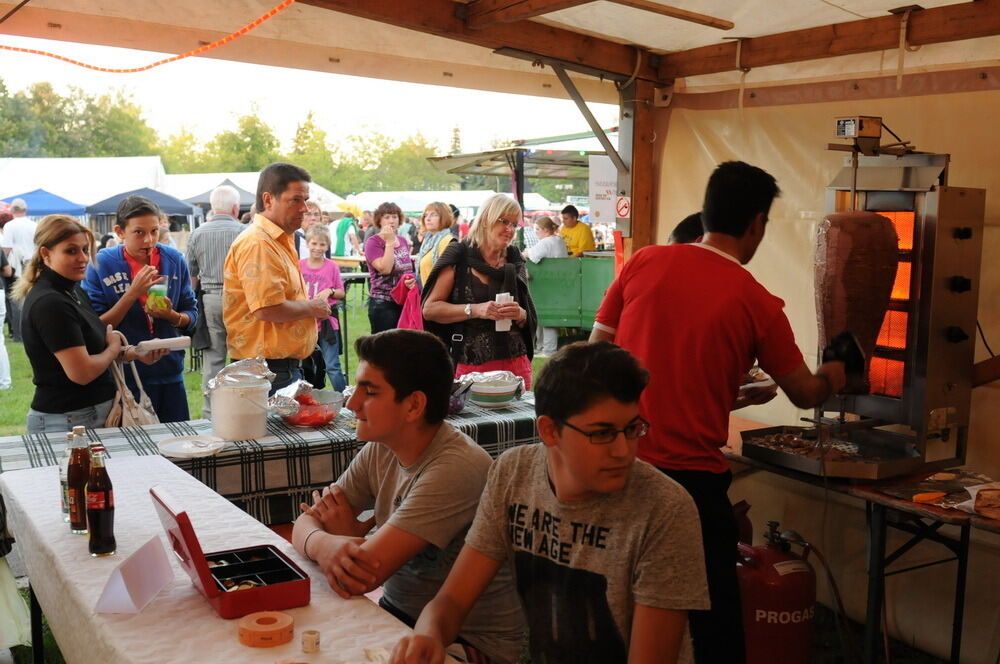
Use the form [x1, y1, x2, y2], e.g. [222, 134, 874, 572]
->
[210, 379, 269, 441]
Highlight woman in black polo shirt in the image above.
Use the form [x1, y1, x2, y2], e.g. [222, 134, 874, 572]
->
[14, 215, 164, 433]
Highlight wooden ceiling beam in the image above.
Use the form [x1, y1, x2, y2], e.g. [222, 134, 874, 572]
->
[462, 0, 593, 29]
[659, 0, 1000, 79]
[462, 0, 732, 31]
[301, 0, 662, 82]
[608, 0, 732, 31]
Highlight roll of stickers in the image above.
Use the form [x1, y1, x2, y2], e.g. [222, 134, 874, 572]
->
[237, 611, 294, 648]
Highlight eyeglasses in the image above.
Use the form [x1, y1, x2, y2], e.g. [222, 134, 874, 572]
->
[494, 218, 519, 228]
[558, 418, 649, 445]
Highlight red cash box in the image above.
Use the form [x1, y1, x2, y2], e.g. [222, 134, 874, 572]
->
[150, 486, 310, 619]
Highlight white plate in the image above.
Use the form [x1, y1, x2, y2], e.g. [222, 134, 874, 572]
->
[738, 378, 776, 393]
[469, 399, 517, 410]
[158, 435, 227, 459]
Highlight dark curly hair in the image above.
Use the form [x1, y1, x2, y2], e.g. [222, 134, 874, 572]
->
[373, 202, 404, 230]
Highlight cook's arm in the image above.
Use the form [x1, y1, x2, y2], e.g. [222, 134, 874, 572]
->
[773, 361, 846, 409]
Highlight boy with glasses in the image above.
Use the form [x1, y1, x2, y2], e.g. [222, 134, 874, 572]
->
[389, 341, 708, 664]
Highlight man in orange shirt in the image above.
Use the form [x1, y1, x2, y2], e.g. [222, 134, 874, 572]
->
[224, 162, 330, 392]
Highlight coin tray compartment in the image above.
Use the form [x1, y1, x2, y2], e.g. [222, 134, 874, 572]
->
[151, 487, 311, 619]
[209, 553, 306, 593]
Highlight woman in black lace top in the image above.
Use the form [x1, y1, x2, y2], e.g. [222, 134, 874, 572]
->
[421, 194, 538, 388]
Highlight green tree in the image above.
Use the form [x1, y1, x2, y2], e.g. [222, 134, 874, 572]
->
[0, 79, 160, 159]
[288, 112, 335, 190]
[24, 82, 88, 156]
[159, 129, 214, 173]
[375, 133, 459, 191]
[83, 92, 158, 157]
[327, 130, 394, 195]
[0, 79, 41, 157]
[528, 178, 586, 206]
[204, 111, 280, 172]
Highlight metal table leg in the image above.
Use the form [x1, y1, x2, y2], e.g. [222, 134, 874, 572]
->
[341, 303, 350, 379]
[864, 502, 887, 664]
[950, 524, 970, 663]
[29, 584, 44, 664]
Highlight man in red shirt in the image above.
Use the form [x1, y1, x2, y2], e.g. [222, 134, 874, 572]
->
[591, 161, 846, 663]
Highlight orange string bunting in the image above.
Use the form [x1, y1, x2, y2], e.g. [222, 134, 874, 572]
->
[0, 0, 296, 73]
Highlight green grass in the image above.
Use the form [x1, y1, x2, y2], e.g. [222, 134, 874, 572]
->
[1, 285, 549, 436]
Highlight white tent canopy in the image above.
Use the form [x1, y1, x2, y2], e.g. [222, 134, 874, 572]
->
[3, 1, 994, 107]
[163, 172, 346, 210]
[346, 190, 551, 216]
[0, 156, 166, 205]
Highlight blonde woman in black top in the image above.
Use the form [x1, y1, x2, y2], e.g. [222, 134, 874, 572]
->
[15, 215, 166, 433]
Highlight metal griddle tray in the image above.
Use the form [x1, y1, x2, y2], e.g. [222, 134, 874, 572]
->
[741, 425, 924, 480]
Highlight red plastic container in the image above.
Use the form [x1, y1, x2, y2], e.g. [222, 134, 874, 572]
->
[150, 486, 310, 618]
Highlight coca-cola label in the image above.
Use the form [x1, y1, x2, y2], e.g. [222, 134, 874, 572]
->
[87, 490, 114, 510]
[68, 488, 83, 519]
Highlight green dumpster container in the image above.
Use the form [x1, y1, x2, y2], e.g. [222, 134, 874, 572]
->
[526, 256, 615, 330]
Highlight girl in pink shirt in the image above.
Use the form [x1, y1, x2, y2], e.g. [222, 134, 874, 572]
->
[300, 225, 347, 391]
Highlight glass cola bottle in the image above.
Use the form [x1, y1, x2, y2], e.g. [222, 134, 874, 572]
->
[86, 446, 116, 557]
[59, 432, 73, 523]
[66, 432, 90, 534]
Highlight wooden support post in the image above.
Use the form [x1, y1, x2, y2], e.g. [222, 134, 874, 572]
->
[622, 80, 656, 260]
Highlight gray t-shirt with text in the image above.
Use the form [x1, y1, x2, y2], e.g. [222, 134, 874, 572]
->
[465, 444, 709, 664]
[336, 422, 525, 663]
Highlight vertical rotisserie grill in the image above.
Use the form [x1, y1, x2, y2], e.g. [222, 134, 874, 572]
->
[743, 152, 986, 479]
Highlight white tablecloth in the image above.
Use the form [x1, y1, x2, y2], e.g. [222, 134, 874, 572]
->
[0, 455, 453, 664]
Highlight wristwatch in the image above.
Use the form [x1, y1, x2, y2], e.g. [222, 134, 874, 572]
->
[464, 303, 472, 319]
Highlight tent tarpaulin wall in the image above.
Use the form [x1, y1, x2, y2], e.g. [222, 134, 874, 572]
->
[653, 86, 1000, 663]
[181, 178, 255, 208]
[0, 189, 85, 216]
[86, 187, 198, 216]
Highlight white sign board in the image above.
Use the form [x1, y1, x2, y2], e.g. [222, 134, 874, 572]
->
[588, 155, 616, 222]
[616, 196, 631, 219]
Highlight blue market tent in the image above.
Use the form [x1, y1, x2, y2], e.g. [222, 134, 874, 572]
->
[1, 188, 86, 216]
[85, 187, 198, 216]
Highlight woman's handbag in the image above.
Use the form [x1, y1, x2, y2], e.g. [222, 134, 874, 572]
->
[105, 334, 160, 427]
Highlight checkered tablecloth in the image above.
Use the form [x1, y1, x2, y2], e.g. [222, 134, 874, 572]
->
[0, 395, 539, 531]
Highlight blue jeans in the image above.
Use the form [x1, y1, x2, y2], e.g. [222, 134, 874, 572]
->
[368, 298, 402, 334]
[129, 381, 189, 423]
[319, 337, 347, 392]
[26, 399, 114, 434]
[269, 367, 303, 395]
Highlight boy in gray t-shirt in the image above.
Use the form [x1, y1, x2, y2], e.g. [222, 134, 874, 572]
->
[293, 330, 524, 663]
[390, 342, 709, 664]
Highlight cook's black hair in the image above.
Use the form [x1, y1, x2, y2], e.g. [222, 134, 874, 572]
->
[702, 161, 780, 237]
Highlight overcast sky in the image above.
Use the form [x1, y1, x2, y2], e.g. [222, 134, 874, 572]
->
[0, 35, 620, 154]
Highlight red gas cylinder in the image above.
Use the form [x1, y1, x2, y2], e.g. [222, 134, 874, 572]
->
[737, 521, 816, 664]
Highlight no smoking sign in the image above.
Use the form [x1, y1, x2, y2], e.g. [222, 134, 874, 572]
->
[616, 196, 631, 219]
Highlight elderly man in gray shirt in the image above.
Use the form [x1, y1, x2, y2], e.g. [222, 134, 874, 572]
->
[186, 185, 244, 416]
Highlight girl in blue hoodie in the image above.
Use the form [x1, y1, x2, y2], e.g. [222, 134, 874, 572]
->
[83, 195, 198, 422]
